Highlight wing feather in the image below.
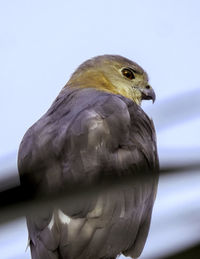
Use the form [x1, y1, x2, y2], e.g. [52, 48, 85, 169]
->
[18, 87, 159, 259]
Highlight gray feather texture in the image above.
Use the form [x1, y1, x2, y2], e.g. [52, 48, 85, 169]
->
[18, 87, 159, 259]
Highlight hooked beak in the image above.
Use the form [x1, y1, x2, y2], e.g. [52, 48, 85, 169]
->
[140, 86, 156, 103]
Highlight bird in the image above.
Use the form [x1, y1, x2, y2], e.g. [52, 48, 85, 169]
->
[18, 55, 159, 259]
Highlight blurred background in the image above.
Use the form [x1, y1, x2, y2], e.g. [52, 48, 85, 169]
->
[0, 0, 200, 258]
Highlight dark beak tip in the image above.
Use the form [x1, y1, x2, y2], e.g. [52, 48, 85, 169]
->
[141, 88, 156, 104]
[152, 93, 156, 103]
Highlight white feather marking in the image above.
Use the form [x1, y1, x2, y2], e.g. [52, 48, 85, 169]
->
[58, 209, 71, 224]
[48, 214, 55, 230]
[25, 238, 30, 251]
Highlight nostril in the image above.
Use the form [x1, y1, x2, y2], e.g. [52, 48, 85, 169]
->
[146, 85, 150, 89]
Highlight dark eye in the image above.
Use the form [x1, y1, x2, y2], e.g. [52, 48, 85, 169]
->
[121, 68, 135, 80]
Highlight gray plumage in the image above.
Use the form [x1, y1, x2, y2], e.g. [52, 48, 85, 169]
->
[18, 55, 159, 259]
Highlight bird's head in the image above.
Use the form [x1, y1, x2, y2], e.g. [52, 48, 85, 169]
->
[66, 55, 155, 105]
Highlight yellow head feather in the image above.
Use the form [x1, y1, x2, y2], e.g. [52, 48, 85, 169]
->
[65, 55, 155, 105]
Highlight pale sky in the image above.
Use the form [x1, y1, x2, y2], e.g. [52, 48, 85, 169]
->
[0, 0, 200, 158]
[0, 1, 200, 258]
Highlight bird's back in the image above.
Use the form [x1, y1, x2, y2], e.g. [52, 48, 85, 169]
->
[18, 88, 159, 259]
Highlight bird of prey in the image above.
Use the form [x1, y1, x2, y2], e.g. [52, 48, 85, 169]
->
[18, 55, 159, 259]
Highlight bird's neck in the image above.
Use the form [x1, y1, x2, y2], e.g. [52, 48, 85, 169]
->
[66, 71, 141, 105]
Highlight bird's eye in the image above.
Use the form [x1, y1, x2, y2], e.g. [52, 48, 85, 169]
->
[121, 68, 135, 80]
